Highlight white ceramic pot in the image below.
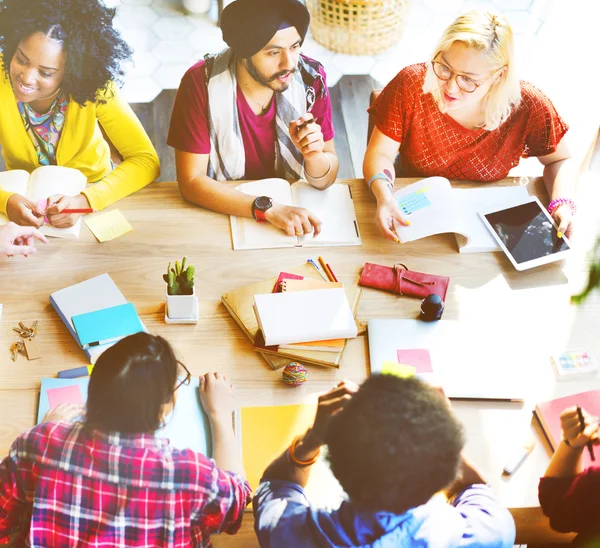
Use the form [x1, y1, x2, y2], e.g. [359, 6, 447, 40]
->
[166, 286, 198, 320]
[182, 0, 210, 15]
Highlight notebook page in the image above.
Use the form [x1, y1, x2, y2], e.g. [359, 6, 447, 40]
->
[27, 166, 87, 239]
[0, 170, 31, 225]
[230, 178, 296, 250]
[392, 177, 467, 245]
[292, 182, 361, 247]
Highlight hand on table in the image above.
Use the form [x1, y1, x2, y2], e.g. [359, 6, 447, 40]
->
[301, 380, 360, 452]
[42, 403, 85, 423]
[199, 372, 236, 426]
[264, 203, 322, 237]
[6, 194, 44, 227]
[46, 193, 90, 228]
[376, 195, 409, 242]
[560, 406, 600, 449]
[289, 114, 324, 158]
[551, 204, 573, 239]
[0, 222, 48, 257]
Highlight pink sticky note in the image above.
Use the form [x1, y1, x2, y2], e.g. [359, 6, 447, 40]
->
[47, 385, 84, 409]
[37, 198, 51, 223]
[396, 349, 433, 373]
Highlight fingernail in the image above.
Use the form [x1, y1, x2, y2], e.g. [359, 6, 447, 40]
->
[557, 231, 563, 238]
[405, 220, 411, 226]
[393, 237, 399, 243]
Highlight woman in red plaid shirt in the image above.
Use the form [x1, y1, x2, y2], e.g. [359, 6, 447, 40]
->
[0, 333, 251, 547]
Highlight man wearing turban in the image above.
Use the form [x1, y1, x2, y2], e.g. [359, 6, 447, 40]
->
[168, 0, 338, 237]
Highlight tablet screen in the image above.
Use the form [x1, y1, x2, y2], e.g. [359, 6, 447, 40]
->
[483, 201, 570, 265]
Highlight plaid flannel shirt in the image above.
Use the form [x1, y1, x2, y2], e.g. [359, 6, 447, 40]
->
[0, 421, 251, 547]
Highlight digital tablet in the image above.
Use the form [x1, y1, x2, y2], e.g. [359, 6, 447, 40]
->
[479, 197, 571, 271]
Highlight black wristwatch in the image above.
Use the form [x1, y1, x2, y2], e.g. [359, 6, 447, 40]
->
[252, 196, 273, 222]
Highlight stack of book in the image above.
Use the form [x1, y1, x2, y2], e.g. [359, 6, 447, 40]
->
[222, 263, 361, 369]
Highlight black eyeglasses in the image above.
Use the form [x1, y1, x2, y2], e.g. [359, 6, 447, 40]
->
[431, 58, 502, 93]
[175, 361, 192, 392]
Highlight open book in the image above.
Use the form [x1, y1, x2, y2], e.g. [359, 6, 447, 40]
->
[230, 178, 361, 250]
[0, 166, 87, 238]
[392, 177, 529, 253]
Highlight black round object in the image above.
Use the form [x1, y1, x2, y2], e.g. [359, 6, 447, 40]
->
[420, 293, 444, 321]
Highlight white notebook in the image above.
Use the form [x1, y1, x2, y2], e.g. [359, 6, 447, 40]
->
[50, 273, 147, 364]
[391, 177, 529, 253]
[0, 166, 87, 239]
[230, 178, 361, 250]
[254, 287, 358, 346]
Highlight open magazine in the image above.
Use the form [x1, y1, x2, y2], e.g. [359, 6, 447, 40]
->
[392, 177, 530, 253]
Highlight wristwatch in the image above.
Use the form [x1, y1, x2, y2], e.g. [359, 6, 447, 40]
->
[251, 196, 273, 222]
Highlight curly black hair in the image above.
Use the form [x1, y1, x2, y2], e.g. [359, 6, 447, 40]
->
[0, 0, 132, 106]
[325, 375, 465, 514]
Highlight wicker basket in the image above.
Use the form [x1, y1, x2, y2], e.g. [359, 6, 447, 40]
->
[306, 0, 410, 55]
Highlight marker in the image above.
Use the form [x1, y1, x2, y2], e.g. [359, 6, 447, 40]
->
[60, 209, 95, 214]
[503, 439, 535, 475]
[326, 263, 339, 283]
[577, 405, 596, 461]
[57, 365, 94, 378]
[318, 256, 335, 282]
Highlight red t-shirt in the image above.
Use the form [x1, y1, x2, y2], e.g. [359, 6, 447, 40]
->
[167, 56, 334, 180]
[368, 63, 569, 182]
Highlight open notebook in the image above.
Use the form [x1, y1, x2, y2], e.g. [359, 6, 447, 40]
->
[38, 377, 238, 456]
[0, 166, 87, 238]
[230, 178, 361, 250]
[392, 177, 529, 253]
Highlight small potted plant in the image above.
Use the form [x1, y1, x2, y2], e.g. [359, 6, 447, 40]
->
[164, 257, 198, 322]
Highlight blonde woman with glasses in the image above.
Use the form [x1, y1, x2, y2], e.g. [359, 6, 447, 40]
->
[364, 11, 575, 242]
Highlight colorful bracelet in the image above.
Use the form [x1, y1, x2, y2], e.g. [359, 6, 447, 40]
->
[367, 173, 393, 196]
[548, 197, 577, 216]
[287, 435, 321, 467]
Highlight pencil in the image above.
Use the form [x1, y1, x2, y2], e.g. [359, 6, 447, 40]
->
[317, 256, 335, 282]
[61, 208, 95, 214]
[326, 263, 339, 283]
[577, 405, 596, 461]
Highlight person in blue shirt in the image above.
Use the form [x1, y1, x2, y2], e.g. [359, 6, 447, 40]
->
[253, 375, 516, 547]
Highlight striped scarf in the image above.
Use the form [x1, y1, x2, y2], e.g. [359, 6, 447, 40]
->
[204, 49, 326, 181]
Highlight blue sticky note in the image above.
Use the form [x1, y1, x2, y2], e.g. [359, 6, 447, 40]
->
[397, 191, 431, 215]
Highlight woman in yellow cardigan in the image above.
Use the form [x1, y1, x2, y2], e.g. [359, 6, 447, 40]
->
[0, 0, 160, 228]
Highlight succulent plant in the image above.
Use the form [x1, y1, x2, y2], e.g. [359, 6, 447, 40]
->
[163, 257, 195, 296]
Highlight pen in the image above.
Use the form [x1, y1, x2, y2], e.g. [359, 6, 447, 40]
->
[307, 259, 328, 281]
[502, 439, 535, 475]
[577, 405, 596, 461]
[318, 256, 335, 282]
[296, 114, 314, 131]
[60, 208, 95, 214]
[326, 263, 339, 283]
[57, 365, 94, 378]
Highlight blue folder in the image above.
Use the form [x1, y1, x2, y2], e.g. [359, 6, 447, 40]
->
[72, 302, 144, 349]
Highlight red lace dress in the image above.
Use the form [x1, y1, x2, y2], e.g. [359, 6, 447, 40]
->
[368, 63, 569, 182]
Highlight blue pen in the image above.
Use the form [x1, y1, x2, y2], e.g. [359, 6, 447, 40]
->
[307, 259, 328, 281]
[57, 365, 94, 379]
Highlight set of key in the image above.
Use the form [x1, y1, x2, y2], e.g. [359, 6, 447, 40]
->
[10, 321, 40, 361]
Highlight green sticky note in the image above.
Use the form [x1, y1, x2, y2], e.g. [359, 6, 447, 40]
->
[381, 361, 416, 378]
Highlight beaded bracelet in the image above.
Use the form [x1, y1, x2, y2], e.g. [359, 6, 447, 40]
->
[287, 435, 321, 467]
[548, 197, 577, 216]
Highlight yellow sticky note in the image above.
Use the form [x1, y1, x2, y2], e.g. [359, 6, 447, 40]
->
[85, 210, 133, 243]
[381, 361, 416, 378]
[241, 403, 317, 491]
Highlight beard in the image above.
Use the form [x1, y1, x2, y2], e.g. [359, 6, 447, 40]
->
[245, 57, 297, 92]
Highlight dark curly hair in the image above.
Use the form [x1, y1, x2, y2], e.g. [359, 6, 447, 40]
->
[0, 0, 132, 106]
[325, 375, 465, 514]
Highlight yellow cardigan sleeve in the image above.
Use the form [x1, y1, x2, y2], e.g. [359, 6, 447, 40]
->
[82, 87, 160, 210]
[0, 189, 13, 216]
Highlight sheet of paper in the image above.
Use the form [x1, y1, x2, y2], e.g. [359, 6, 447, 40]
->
[396, 349, 433, 373]
[85, 210, 133, 242]
[47, 384, 84, 409]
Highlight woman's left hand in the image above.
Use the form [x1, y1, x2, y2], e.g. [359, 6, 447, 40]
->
[552, 204, 573, 239]
[46, 193, 90, 228]
[42, 403, 85, 423]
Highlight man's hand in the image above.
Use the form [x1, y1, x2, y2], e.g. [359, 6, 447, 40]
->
[42, 403, 85, 424]
[560, 406, 600, 449]
[199, 372, 236, 427]
[46, 193, 90, 228]
[264, 203, 322, 237]
[376, 195, 409, 242]
[289, 114, 324, 158]
[6, 194, 44, 227]
[0, 222, 48, 257]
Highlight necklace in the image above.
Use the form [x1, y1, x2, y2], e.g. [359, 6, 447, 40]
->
[242, 83, 273, 113]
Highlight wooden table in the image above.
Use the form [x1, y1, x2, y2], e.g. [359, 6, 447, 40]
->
[1, 177, 598, 546]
